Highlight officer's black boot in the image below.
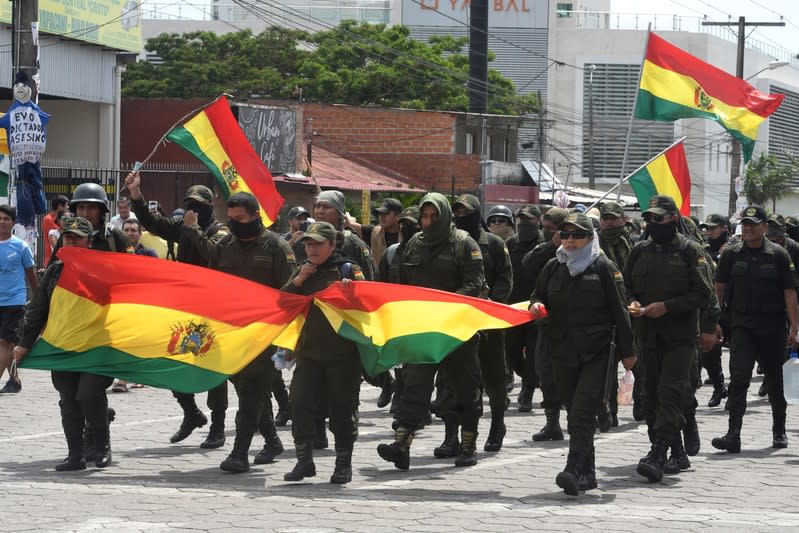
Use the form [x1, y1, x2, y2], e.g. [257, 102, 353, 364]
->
[454, 429, 478, 467]
[56, 430, 87, 472]
[632, 396, 644, 421]
[284, 441, 316, 481]
[200, 410, 226, 449]
[636, 437, 669, 482]
[377, 426, 414, 470]
[254, 415, 284, 464]
[220, 431, 253, 473]
[94, 426, 112, 468]
[389, 371, 403, 415]
[663, 434, 691, 474]
[274, 388, 291, 427]
[773, 412, 788, 449]
[683, 410, 700, 456]
[597, 406, 612, 433]
[83, 425, 97, 462]
[708, 372, 727, 408]
[758, 380, 769, 398]
[578, 448, 597, 491]
[533, 408, 564, 441]
[484, 412, 506, 452]
[711, 416, 742, 453]
[313, 417, 329, 450]
[170, 404, 207, 444]
[517, 380, 534, 413]
[555, 452, 583, 496]
[376, 373, 394, 409]
[330, 445, 353, 484]
[433, 417, 460, 458]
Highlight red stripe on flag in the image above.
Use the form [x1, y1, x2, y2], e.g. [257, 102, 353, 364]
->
[203, 96, 285, 221]
[55, 248, 310, 327]
[663, 141, 692, 216]
[645, 33, 784, 117]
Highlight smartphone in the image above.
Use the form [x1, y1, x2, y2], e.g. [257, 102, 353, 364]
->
[299, 220, 310, 232]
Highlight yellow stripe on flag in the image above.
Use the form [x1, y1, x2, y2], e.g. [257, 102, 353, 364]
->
[314, 298, 516, 347]
[645, 155, 684, 210]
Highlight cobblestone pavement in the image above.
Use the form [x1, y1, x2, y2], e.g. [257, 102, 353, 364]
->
[2, 358, 799, 532]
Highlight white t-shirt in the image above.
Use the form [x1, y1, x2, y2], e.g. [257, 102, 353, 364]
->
[109, 212, 138, 229]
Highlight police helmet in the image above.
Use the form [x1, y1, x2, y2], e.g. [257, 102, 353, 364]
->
[487, 204, 513, 224]
[70, 182, 110, 213]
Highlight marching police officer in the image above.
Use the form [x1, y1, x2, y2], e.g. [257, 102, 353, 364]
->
[452, 194, 513, 452]
[14, 218, 115, 470]
[377, 192, 484, 469]
[625, 196, 713, 482]
[505, 205, 544, 411]
[712, 206, 798, 453]
[125, 171, 230, 449]
[486, 204, 515, 241]
[209, 192, 296, 473]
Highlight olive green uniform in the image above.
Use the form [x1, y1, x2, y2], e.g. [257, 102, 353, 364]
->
[477, 229, 513, 416]
[282, 253, 364, 450]
[624, 232, 713, 439]
[532, 254, 633, 459]
[293, 230, 375, 282]
[209, 226, 296, 459]
[131, 197, 231, 424]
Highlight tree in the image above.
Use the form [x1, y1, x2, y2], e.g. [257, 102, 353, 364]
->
[742, 153, 797, 212]
[122, 22, 537, 115]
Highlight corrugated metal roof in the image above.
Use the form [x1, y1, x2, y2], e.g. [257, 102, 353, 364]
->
[275, 147, 425, 193]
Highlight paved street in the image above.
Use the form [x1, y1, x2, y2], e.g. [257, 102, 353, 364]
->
[2, 359, 799, 532]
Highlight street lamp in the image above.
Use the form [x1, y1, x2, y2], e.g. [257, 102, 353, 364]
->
[745, 60, 790, 81]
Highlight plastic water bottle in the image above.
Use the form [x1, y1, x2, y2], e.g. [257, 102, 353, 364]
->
[783, 350, 799, 404]
[617, 370, 635, 406]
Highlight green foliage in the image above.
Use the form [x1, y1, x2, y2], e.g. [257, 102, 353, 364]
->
[743, 153, 797, 212]
[123, 22, 537, 115]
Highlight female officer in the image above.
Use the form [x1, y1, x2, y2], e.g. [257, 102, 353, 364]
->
[281, 221, 364, 485]
[531, 213, 635, 496]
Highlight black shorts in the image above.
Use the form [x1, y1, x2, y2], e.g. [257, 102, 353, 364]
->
[0, 306, 24, 343]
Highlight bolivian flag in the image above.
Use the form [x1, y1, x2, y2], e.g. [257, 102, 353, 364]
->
[165, 95, 284, 227]
[628, 139, 691, 215]
[635, 32, 784, 162]
[20, 248, 310, 393]
[313, 282, 538, 376]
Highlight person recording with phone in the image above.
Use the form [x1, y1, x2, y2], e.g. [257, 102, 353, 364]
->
[283, 206, 311, 246]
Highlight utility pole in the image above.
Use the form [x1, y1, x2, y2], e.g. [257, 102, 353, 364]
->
[537, 89, 545, 163]
[587, 64, 596, 189]
[702, 16, 784, 218]
[468, 0, 488, 114]
[13, 0, 39, 99]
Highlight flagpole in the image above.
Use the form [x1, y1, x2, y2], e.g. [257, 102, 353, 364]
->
[615, 25, 652, 202]
[587, 136, 686, 211]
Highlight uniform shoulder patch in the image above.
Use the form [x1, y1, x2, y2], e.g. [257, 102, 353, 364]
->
[697, 255, 707, 266]
[286, 251, 296, 262]
[790, 261, 796, 271]
[612, 270, 623, 281]
[471, 249, 482, 260]
[353, 267, 365, 281]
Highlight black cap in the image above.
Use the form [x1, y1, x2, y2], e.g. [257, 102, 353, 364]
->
[768, 213, 786, 227]
[288, 206, 310, 219]
[184, 185, 214, 205]
[740, 206, 767, 224]
[373, 198, 402, 215]
[557, 213, 594, 232]
[642, 195, 678, 216]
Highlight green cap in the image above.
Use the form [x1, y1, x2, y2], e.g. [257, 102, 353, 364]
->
[785, 216, 799, 228]
[62, 216, 93, 237]
[184, 185, 214, 204]
[599, 201, 624, 217]
[768, 213, 786, 227]
[300, 221, 337, 243]
[543, 207, 569, 226]
[515, 204, 541, 219]
[373, 198, 403, 215]
[557, 213, 594, 232]
[642, 195, 678, 216]
[700, 213, 728, 228]
[453, 194, 480, 213]
[399, 205, 420, 225]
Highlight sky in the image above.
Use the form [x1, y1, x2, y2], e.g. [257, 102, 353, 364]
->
[610, 0, 799, 57]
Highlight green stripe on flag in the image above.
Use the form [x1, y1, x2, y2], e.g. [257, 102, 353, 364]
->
[166, 127, 231, 198]
[628, 167, 659, 210]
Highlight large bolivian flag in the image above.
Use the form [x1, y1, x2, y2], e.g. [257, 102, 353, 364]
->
[635, 32, 784, 162]
[166, 95, 284, 227]
[628, 139, 691, 215]
[313, 282, 538, 376]
[20, 248, 310, 393]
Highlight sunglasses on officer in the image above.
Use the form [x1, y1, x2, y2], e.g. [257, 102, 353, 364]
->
[644, 213, 669, 223]
[487, 217, 508, 225]
[559, 230, 591, 240]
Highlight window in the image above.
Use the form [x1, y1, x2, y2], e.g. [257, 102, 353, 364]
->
[466, 133, 474, 154]
[556, 3, 573, 17]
